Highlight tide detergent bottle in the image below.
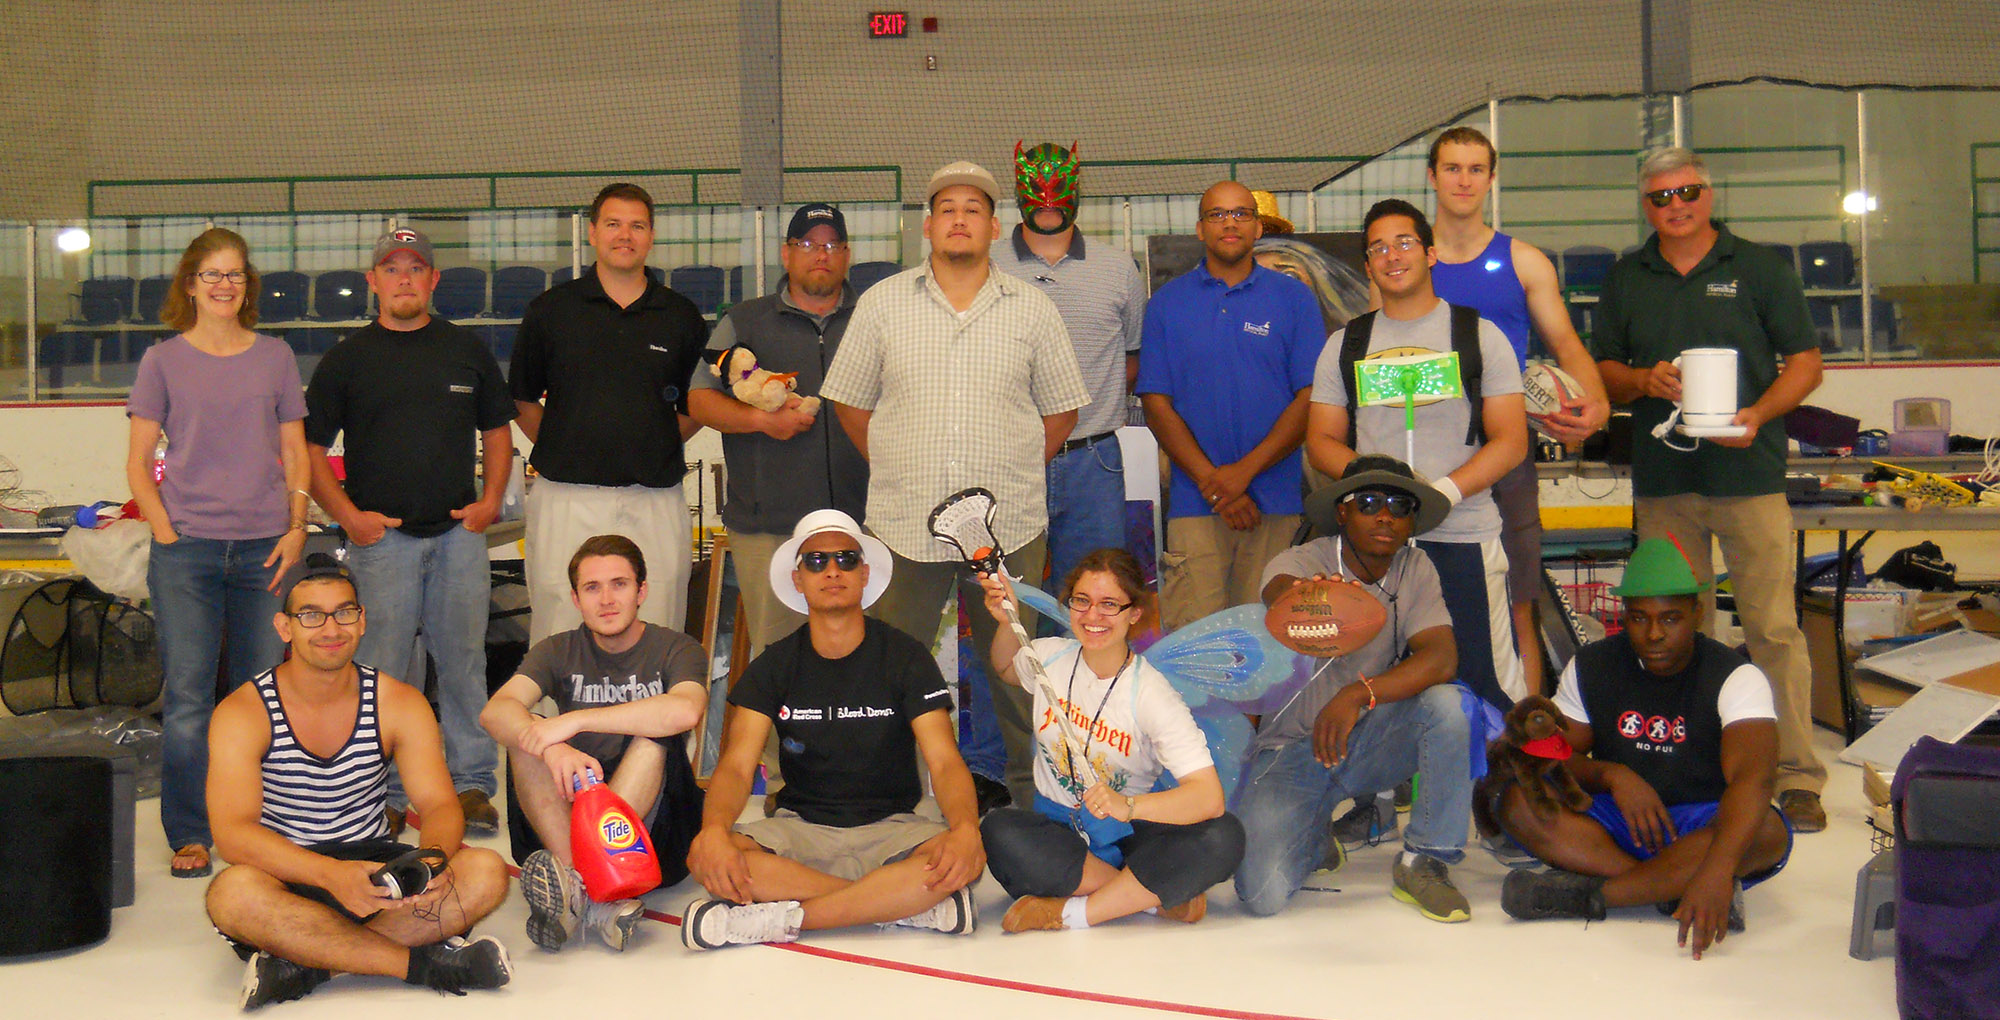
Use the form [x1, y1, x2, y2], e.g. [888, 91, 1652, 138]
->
[570, 771, 661, 901]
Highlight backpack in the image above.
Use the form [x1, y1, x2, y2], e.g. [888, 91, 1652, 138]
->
[1338, 303, 1486, 448]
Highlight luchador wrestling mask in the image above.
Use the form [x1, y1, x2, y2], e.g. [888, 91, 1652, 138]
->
[1015, 141, 1080, 234]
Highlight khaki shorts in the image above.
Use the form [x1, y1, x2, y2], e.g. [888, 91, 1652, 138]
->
[734, 810, 945, 882]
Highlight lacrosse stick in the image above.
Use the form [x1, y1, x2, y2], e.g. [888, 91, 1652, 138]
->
[928, 487, 1108, 785]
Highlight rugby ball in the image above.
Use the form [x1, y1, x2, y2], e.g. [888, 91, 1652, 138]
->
[1264, 578, 1388, 658]
[1521, 362, 1584, 436]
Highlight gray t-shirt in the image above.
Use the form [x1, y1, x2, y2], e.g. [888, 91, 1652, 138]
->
[126, 334, 307, 540]
[515, 623, 707, 765]
[1311, 302, 1522, 543]
[1253, 538, 1453, 753]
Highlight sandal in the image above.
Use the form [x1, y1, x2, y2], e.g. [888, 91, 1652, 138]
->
[171, 843, 212, 878]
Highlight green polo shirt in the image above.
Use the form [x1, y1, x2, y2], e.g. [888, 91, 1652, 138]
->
[1594, 224, 1815, 498]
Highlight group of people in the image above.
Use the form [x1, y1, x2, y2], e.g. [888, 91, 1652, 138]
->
[121, 130, 1830, 1007]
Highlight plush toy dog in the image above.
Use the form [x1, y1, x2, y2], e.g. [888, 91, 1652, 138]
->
[1472, 694, 1592, 837]
[710, 346, 820, 415]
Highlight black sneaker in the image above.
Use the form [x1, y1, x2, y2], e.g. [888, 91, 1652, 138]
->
[1656, 880, 1747, 932]
[239, 952, 330, 1011]
[1501, 868, 1607, 921]
[412, 936, 512, 996]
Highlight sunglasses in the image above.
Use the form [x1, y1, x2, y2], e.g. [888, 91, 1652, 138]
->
[797, 549, 863, 573]
[1643, 183, 1706, 208]
[1344, 491, 1419, 518]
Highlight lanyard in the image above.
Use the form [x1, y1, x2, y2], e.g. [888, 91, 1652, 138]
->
[1061, 645, 1131, 797]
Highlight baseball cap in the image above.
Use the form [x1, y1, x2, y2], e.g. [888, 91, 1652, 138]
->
[786, 203, 848, 242]
[770, 509, 893, 615]
[926, 161, 1003, 208]
[371, 227, 434, 268]
[280, 551, 360, 605]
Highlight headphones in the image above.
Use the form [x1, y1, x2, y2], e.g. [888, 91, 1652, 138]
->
[372, 846, 448, 899]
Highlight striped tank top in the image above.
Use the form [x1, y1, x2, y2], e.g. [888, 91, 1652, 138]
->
[254, 664, 392, 846]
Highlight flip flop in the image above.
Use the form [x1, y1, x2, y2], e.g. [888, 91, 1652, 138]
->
[171, 843, 212, 878]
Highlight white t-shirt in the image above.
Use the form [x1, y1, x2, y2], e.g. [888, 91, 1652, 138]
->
[1552, 658, 1776, 727]
[1018, 637, 1215, 807]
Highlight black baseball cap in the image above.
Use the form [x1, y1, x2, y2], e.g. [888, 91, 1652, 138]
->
[786, 203, 847, 242]
[280, 552, 359, 604]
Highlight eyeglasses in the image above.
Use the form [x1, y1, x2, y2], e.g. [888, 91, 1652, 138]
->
[1644, 184, 1707, 207]
[797, 549, 863, 573]
[1344, 491, 1419, 518]
[1364, 236, 1424, 259]
[288, 605, 363, 628]
[1064, 594, 1135, 616]
[786, 240, 849, 256]
[1200, 207, 1257, 224]
[194, 269, 248, 284]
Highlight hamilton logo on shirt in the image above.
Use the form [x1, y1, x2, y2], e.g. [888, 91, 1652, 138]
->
[1242, 320, 1271, 336]
[1705, 280, 1738, 298]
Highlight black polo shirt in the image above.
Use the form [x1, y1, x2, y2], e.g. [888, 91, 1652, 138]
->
[509, 265, 708, 488]
[1593, 224, 1815, 498]
[304, 319, 516, 537]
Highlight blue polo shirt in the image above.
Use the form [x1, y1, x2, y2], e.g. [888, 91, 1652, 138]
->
[1136, 261, 1324, 518]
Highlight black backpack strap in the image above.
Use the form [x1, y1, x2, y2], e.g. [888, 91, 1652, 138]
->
[1449, 303, 1486, 446]
[1339, 311, 1377, 448]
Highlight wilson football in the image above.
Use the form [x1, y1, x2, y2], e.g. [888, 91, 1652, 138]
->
[1264, 578, 1388, 657]
[1521, 362, 1584, 435]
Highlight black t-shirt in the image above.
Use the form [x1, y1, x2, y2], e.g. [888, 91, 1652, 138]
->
[303, 319, 515, 537]
[728, 618, 952, 827]
[1575, 633, 1742, 806]
[508, 267, 708, 488]
[514, 623, 707, 768]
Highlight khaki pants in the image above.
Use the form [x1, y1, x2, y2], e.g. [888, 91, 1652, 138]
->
[870, 536, 1047, 809]
[525, 479, 688, 643]
[1159, 513, 1302, 631]
[1635, 492, 1825, 795]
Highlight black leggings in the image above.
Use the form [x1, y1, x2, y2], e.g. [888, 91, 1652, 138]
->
[980, 806, 1245, 909]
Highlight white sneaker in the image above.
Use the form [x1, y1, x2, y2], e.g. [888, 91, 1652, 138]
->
[889, 887, 977, 935]
[680, 898, 803, 950]
[585, 898, 646, 951]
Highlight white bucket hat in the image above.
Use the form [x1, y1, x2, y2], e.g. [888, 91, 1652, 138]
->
[769, 509, 892, 615]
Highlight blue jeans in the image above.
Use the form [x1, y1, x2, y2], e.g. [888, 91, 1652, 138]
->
[150, 535, 285, 850]
[1044, 435, 1127, 600]
[344, 525, 498, 801]
[1233, 683, 1471, 917]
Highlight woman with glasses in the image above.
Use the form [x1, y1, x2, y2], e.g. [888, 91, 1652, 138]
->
[126, 227, 310, 878]
[975, 548, 1244, 932]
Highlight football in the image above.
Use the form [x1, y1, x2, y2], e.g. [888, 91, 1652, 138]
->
[1520, 362, 1584, 435]
[1264, 578, 1388, 658]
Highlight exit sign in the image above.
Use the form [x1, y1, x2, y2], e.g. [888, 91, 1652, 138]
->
[868, 12, 908, 37]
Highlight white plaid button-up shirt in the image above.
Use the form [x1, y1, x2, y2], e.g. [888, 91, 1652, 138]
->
[821, 262, 1089, 561]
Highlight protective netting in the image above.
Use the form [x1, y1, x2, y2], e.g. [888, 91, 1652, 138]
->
[3, 0, 1997, 218]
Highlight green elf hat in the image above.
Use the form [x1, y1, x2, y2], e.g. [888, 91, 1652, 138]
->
[1611, 535, 1708, 598]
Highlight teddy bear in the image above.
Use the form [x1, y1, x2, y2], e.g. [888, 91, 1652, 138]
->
[709, 345, 820, 416]
[1471, 694, 1592, 837]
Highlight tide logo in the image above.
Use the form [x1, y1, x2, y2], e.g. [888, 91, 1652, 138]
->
[599, 809, 643, 853]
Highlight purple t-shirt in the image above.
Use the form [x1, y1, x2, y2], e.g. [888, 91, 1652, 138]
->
[127, 335, 306, 540]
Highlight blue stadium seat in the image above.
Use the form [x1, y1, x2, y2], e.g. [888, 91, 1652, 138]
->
[313, 270, 368, 320]
[260, 271, 310, 323]
[551, 265, 577, 286]
[136, 275, 170, 324]
[728, 265, 749, 306]
[76, 276, 135, 325]
[283, 327, 345, 356]
[848, 260, 902, 295]
[491, 266, 546, 318]
[671, 265, 726, 315]
[1798, 241, 1855, 289]
[1560, 246, 1616, 295]
[434, 267, 487, 320]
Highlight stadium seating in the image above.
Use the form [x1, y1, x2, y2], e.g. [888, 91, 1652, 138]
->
[728, 265, 749, 306]
[313, 270, 368, 320]
[260, 271, 310, 323]
[848, 260, 902, 294]
[135, 276, 170, 324]
[434, 266, 488, 319]
[75, 277, 135, 325]
[491, 265, 546, 318]
[671, 265, 726, 314]
[1561, 246, 1616, 294]
[1799, 240, 1856, 289]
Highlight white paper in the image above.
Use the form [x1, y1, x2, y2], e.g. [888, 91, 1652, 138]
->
[1855, 629, 2000, 688]
[1839, 682, 2000, 770]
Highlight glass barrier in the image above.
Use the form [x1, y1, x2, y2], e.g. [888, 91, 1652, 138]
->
[1868, 89, 2000, 361]
[0, 222, 25, 401]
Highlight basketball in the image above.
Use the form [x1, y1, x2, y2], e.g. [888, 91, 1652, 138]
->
[1263, 578, 1388, 658]
[1521, 362, 1584, 434]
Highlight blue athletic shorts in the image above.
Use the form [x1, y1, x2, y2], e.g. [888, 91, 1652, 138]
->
[1583, 793, 1793, 888]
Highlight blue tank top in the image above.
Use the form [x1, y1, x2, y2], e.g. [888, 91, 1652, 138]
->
[1431, 230, 1530, 368]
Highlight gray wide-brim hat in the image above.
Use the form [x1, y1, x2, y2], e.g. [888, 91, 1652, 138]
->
[1304, 454, 1450, 538]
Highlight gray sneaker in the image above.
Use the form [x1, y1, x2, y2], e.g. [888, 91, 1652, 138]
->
[1501, 868, 1608, 921]
[586, 898, 647, 951]
[1480, 831, 1542, 870]
[888, 886, 977, 934]
[1391, 854, 1471, 923]
[680, 898, 804, 950]
[1330, 794, 1397, 852]
[519, 850, 584, 951]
